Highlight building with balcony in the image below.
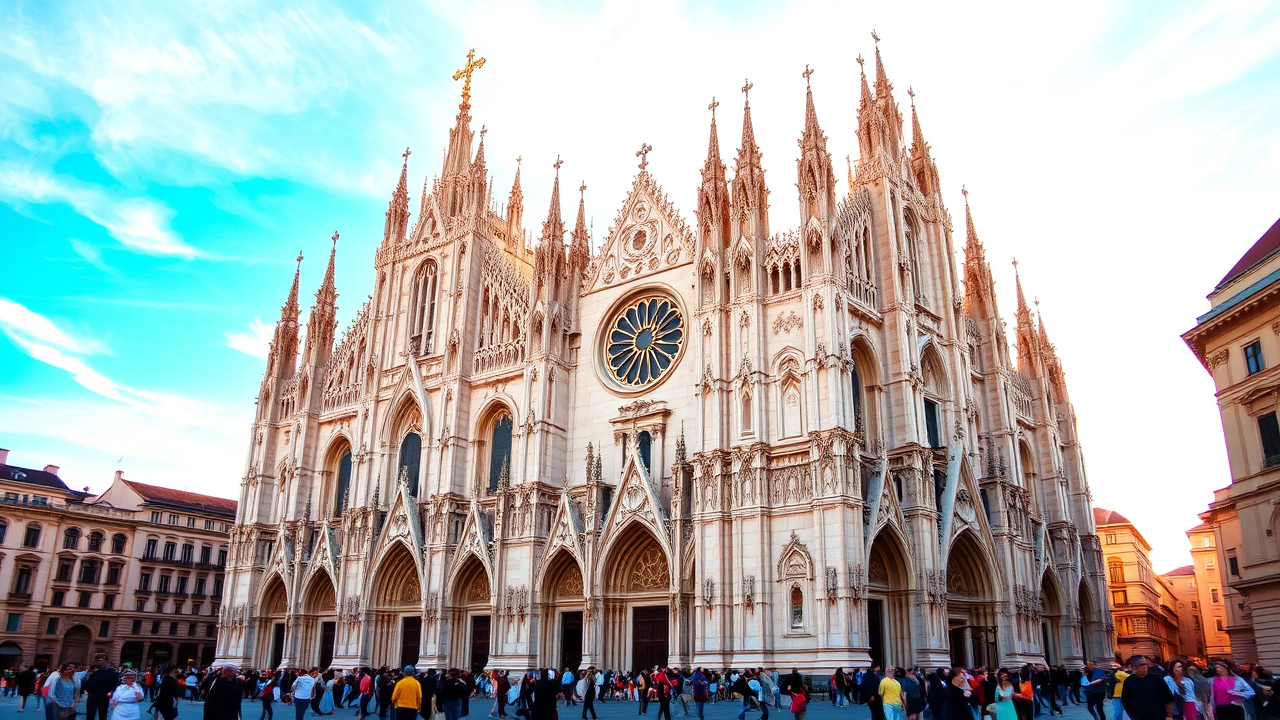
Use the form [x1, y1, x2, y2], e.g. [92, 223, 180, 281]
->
[0, 448, 235, 670]
[1184, 215, 1280, 665]
[1096, 508, 1181, 661]
[1186, 523, 1233, 659]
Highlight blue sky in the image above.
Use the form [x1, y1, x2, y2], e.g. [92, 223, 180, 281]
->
[1, 0, 1278, 569]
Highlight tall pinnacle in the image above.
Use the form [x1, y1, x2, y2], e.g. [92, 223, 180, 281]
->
[570, 181, 590, 269]
[1013, 257, 1030, 319]
[872, 29, 892, 95]
[541, 156, 564, 242]
[962, 187, 983, 262]
[740, 78, 760, 157]
[384, 147, 411, 244]
[283, 251, 302, 320]
[318, 232, 338, 308]
[909, 88, 927, 154]
[802, 65, 823, 144]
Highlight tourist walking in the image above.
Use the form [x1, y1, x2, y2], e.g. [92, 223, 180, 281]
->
[259, 670, 279, 720]
[790, 684, 809, 720]
[48, 665, 82, 720]
[582, 668, 599, 720]
[154, 667, 182, 720]
[203, 666, 245, 720]
[85, 661, 122, 720]
[392, 667, 423, 720]
[994, 670, 1018, 720]
[1211, 663, 1255, 720]
[109, 669, 146, 720]
[291, 669, 320, 720]
[881, 668, 906, 720]
[1164, 660, 1198, 720]
[1084, 662, 1108, 720]
[1121, 657, 1174, 720]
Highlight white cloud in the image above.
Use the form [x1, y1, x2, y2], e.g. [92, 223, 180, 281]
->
[0, 164, 197, 257]
[0, 297, 98, 354]
[223, 317, 274, 358]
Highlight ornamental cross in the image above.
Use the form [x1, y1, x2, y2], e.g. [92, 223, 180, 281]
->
[907, 86, 916, 104]
[553, 155, 563, 172]
[803, 64, 814, 86]
[579, 182, 587, 197]
[856, 54, 865, 68]
[871, 29, 880, 45]
[636, 143, 652, 171]
[401, 147, 411, 162]
[708, 96, 719, 120]
[741, 78, 753, 102]
[452, 48, 486, 107]
[331, 231, 339, 247]
[296, 251, 304, 265]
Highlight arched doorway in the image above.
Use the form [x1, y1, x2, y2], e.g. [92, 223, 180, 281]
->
[60, 626, 93, 666]
[601, 524, 670, 672]
[256, 574, 289, 669]
[448, 555, 492, 672]
[0, 641, 22, 670]
[1041, 571, 1065, 664]
[119, 641, 144, 669]
[867, 529, 912, 667]
[147, 643, 172, 666]
[301, 571, 338, 668]
[371, 543, 423, 668]
[945, 531, 1000, 668]
[539, 550, 585, 670]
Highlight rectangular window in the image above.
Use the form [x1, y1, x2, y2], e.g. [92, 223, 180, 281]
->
[213, 578, 223, 597]
[151, 620, 161, 634]
[139, 573, 151, 591]
[22, 525, 40, 548]
[46, 618, 59, 634]
[135, 599, 146, 612]
[51, 591, 65, 607]
[924, 398, 941, 448]
[14, 567, 33, 595]
[206, 623, 216, 637]
[186, 517, 195, 528]
[1192, 600, 1199, 610]
[1246, 341, 1265, 375]
[204, 519, 214, 530]
[150, 511, 162, 523]
[56, 562, 72, 582]
[181, 544, 193, 563]
[144, 538, 158, 558]
[79, 561, 99, 584]
[217, 549, 227, 566]
[168, 514, 179, 525]
[1217, 618, 1225, 632]
[168, 622, 178, 636]
[176, 576, 188, 594]
[188, 622, 197, 636]
[155, 599, 165, 613]
[106, 565, 120, 585]
[199, 547, 211, 565]
[103, 595, 115, 610]
[163, 542, 176, 561]
[158, 575, 171, 593]
[98, 620, 110, 637]
[195, 577, 206, 596]
[1212, 588, 1220, 603]
[77, 592, 92, 608]
[1260, 413, 1280, 467]
[1229, 555, 1240, 576]
[5, 614, 20, 632]
[132, 619, 142, 634]
[192, 603, 202, 615]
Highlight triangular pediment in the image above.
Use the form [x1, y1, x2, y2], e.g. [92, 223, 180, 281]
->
[376, 484, 424, 565]
[451, 500, 495, 582]
[585, 171, 694, 293]
[597, 443, 673, 564]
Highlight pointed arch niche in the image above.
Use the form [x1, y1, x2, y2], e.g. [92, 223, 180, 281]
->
[538, 550, 586, 670]
[866, 528, 912, 668]
[473, 403, 515, 496]
[369, 543, 423, 668]
[299, 571, 338, 668]
[945, 531, 1000, 668]
[849, 336, 882, 445]
[254, 574, 289, 669]
[391, 398, 424, 499]
[322, 439, 354, 519]
[447, 554, 492, 672]
[599, 523, 671, 672]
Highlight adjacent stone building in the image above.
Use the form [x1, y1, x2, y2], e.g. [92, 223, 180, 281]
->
[1186, 523, 1233, 659]
[1160, 565, 1207, 661]
[1184, 215, 1280, 666]
[216, 42, 1112, 673]
[1096, 508, 1181, 661]
[0, 449, 234, 670]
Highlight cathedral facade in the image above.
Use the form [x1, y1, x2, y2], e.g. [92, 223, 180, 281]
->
[215, 45, 1113, 674]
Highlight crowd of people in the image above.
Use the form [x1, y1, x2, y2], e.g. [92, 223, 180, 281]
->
[4, 656, 1279, 720]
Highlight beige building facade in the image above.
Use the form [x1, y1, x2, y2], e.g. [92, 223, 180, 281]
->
[1160, 565, 1206, 661]
[1185, 216, 1280, 666]
[1096, 508, 1181, 661]
[216, 44, 1112, 674]
[1186, 523, 1233, 659]
[0, 448, 234, 670]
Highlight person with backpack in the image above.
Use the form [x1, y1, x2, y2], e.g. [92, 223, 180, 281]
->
[1083, 661, 1108, 720]
[901, 668, 926, 720]
[691, 669, 710, 720]
[259, 669, 278, 720]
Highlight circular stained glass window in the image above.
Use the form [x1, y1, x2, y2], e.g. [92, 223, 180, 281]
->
[605, 294, 685, 388]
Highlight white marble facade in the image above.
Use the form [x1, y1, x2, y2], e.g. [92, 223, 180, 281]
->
[215, 46, 1113, 675]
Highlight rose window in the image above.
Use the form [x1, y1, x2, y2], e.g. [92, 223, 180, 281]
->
[605, 294, 684, 388]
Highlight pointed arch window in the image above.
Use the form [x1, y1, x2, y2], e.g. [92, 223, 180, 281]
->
[790, 585, 804, 629]
[398, 433, 421, 497]
[638, 431, 652, 474]
[742, 394, 753, 435]
[333, 449, 353, 516]
[851, 363, 865, 434]
[781, 383, 802, 439]
[488, 414, 514, 493]
[409, 260, 439, 354]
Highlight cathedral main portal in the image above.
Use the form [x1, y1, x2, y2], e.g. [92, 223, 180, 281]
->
[632, 606, 669, 671]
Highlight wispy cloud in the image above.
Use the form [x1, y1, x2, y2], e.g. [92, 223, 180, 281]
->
[0, 164, 197, 257]
[223, 317, 274, 358]
[69, 238, 115, 274]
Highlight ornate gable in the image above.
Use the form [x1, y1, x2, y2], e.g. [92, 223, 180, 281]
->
[376, 481, 424, 566]
[452, 500, 495, 583]
[543, 491, 587, 571]
[585, 171, 694, 294]
[597, 443, 673, 566]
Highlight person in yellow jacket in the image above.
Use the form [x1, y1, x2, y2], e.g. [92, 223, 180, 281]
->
[392, 667, 422, 720]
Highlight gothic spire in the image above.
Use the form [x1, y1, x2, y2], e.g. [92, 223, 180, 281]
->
[801, 65, 823, 145]
[963, 187, 983, 263]
[961, 187, 996, 319]
[872, 30, 892, 95]
[797, 65, 835, 225]
[268, 251, 304, 379]
[732, 78, 769, 239]
[384, 147, 411, 244]
[305, 232, 340, 364]
[283, 252, 302, 321]
[541, 156, 564, 242]
[570, 180, 590, 270]
[909, 89, 928, 155]
[507, 156, 524, 236]
[1014, 258, 1030, 320]
[697, 96, 730, 244]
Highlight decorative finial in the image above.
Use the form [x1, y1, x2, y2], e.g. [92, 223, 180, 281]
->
[961, 184, 968, 198]
[1034, 296, 1040, 309]
[402, 147, 412, 163]
[295, 251, 304, 266]
[871, 29, 880, 45]
[741, 78, 753, 103]
[579, 182, 587, 198]
[803, 64, 814, 87]
[708, 96, 719, 120]
[1012, 257, 1019, 272]
[907, 86, 915, 105]
[331, 231, 339, 248]
[857, 53, 865, 68]
[516, 155, 522, 166]
[480, 125, 487, 140]
[636, 143, 652, 171]
[452, 48, 486, 109]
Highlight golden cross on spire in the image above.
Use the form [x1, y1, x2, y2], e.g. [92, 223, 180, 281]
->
[708, 96, 719, 120]
[741, 78, 753, 103]
[331, 231, 340, 247]
[636, 143, 652, 171]
[516, 155, 522, 166]
[803, 64, 814, 87]
[452, 48, 486, 109]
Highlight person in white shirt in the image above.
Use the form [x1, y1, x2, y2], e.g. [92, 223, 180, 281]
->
[292, 669, 321, 720]
[110, 670, 146, 720]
